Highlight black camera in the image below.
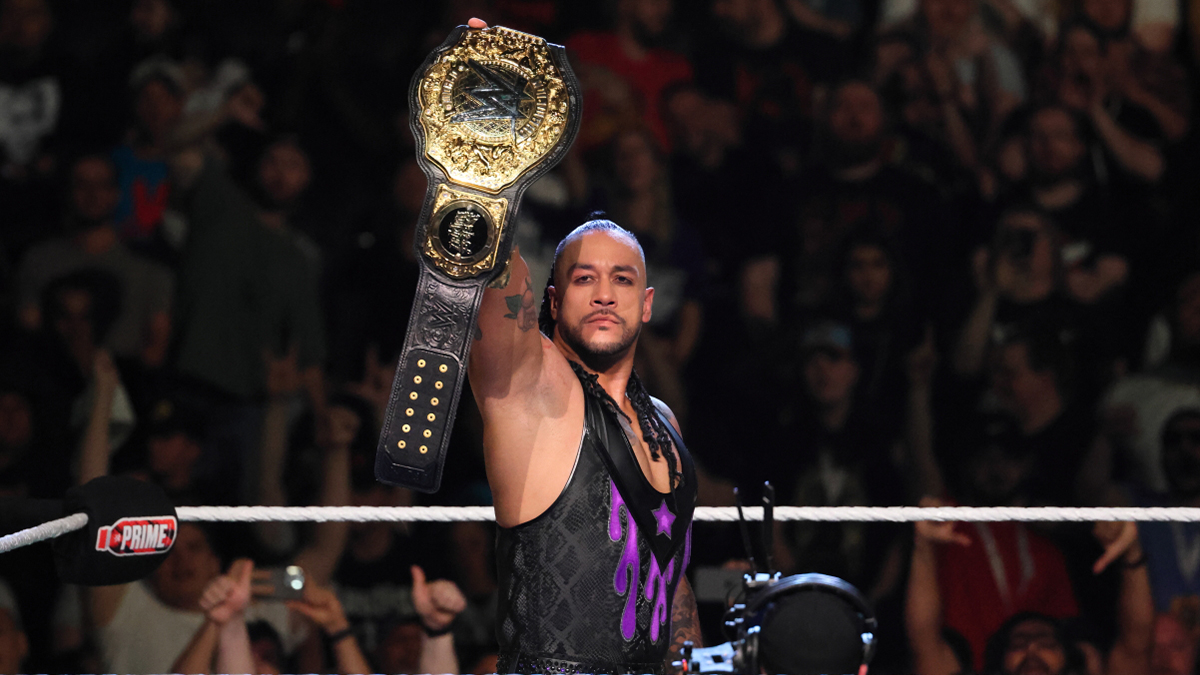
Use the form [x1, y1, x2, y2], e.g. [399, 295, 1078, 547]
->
[676, 487, 877, 675]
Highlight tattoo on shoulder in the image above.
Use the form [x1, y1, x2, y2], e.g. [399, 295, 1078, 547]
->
[503, 275, 537, 332]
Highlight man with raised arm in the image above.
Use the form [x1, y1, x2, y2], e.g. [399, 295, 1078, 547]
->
[469, 212, 701, 674]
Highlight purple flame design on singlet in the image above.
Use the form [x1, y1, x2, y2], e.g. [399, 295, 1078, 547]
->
[645, 554, 675, 642]
[610, 480, 640, 640]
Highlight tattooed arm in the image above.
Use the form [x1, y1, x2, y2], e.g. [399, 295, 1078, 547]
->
[468, 247, 545, 401]
[666, 577, 702, 674]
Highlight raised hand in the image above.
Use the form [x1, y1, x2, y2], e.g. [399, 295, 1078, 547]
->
[411, 565, 467, 632]
[914, 496, 971, 547]
[1092, 521, 1140, 574]
[201, 559, 255, 625]
[288, 583, 352, 635]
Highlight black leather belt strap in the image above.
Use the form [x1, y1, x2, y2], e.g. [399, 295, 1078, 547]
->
[375, 24, 581, 492]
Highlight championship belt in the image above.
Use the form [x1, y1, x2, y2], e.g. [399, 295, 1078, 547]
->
[375, 25, 580, 492]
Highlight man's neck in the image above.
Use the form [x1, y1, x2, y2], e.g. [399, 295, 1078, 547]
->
[820, 399, 852, 431]
[75, 224, 118, 255]
[553, 333, 636, 408]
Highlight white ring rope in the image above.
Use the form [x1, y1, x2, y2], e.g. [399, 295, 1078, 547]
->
[9, 506, 1200, 555]
[174, 505, 1200, 523]
[0, 512, 89, 555]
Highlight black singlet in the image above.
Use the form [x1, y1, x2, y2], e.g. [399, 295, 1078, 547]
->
[495, 374, 697, 674]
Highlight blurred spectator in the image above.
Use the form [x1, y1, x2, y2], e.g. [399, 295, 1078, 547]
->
[16, 154, 173, 367]
[952, 208, 1121, 393]
[875, 0, 1027, 173]
[1136, 409, 1200, 623]
[594, 127, 705, 424]
[764, 321, 906, 592]
[821, 229, 924, 434]
[112, 58, 185, 261]
[1043, 21, 1167, 185]
[1098, 272, 1200, 495]
[910, 516, 1153, 675]
[696, 0, 844, 175]
[566, 0, 692, 152]
[0, 0, 81, 266]
[746, 80, 950, 322]
[987, 327, 1097, 505]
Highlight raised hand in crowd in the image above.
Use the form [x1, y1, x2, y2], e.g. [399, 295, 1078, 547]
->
[344, 344, 395, 427]
[287, 583, 373, 675]
[412, 564, 467, 675]
[172, 559, 260, 675]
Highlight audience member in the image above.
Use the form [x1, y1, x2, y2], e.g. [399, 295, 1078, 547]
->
[565, 0, 692, 152]
[16, 154, 173, 367]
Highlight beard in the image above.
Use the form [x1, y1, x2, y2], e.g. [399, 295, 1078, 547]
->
[557, 309, 642, 372]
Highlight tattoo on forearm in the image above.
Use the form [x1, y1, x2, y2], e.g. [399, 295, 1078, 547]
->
[666, 578, 702, 674]
[503, 275, 537, 332]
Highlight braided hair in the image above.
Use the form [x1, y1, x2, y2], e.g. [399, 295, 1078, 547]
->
[538, 217, 683, 492]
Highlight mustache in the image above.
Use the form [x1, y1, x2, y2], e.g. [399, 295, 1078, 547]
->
[584, 310, 623, 323]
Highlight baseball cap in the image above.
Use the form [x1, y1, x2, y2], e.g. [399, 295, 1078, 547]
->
[800, 321, 854, 356]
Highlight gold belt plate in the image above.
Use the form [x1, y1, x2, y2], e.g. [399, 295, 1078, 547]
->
[415, 25, 572, 194]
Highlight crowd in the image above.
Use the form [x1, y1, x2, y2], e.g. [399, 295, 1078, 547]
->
[0, 0, 1198, 672]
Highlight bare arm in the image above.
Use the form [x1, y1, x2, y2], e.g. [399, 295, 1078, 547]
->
[291, 406, 355, 587]
[170, 620, 219, 674]
[907, 504, 971, 675]
[468, 249, 546, 403]
[667, 577, 702, 674]
[289, 584, 373, 675]
[1097, 523, 1153, 675]
[412, 566, 465, 675]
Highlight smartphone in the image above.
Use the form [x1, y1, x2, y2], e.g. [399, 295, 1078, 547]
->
[260, 565, 305, 601]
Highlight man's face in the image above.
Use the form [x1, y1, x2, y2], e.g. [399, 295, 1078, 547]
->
[991, 343, 1056, 418]
[258, 142, 311, 209]
[803, 350, 859, 408]
[551, 231, 653, 365]
[920, 0, 973, 40]
[1152, 613, 1198, 675]
[148, 432, 201, 484]
[149, 523, 221, 610]
[1061, 27, 1103, 81]
[1083, 0, 1130, 31]
[621, 0, 672, 42]
[1029, 108, 1085, 181]
[846, 245, 891, 307]
[1002, 619, 1068, 675]
[70, 157, 120, 224]
[1162, 415, 1200, 499]
[829, 83, 884, 148]
[615, 130, 660, 194]
[134, 79, 183, 143]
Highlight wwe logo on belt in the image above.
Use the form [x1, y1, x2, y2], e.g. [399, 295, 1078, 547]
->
[96, 516, 177, 556]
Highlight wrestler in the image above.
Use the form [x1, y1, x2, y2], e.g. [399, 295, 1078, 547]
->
[468, 213, 701, 674]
